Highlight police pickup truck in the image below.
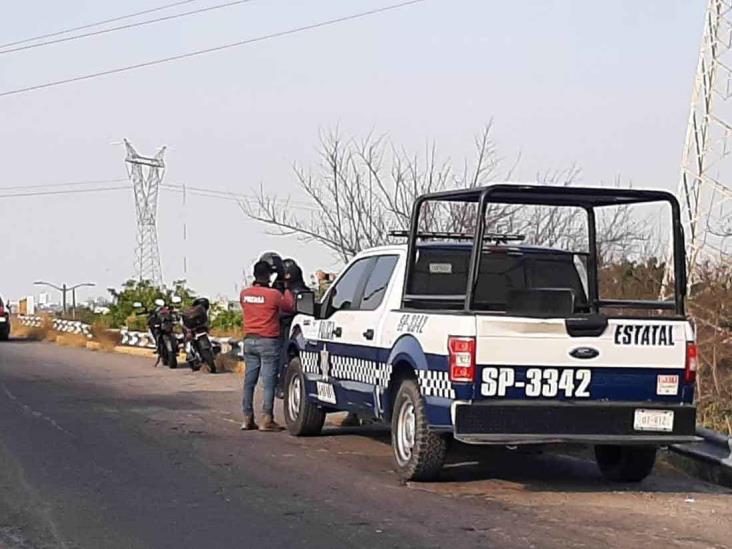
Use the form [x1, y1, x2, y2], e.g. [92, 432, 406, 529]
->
[282, 185, 698, 482]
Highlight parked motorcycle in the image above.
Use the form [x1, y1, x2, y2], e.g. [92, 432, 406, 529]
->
[180, 297, 220, 373]
[134, 297, 181, 369]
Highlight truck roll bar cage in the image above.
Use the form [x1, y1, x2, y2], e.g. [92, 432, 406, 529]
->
[402, 184, 687, 315]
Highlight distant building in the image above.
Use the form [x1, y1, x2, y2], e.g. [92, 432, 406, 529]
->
[19, 296, 35, 315]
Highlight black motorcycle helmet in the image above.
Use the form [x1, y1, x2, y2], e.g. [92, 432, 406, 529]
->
[259, 251, 284, 277]
[192, 297, 210, 310]
[282, 258, 306, 289]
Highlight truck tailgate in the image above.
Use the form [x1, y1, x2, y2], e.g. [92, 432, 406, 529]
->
[472, 316, 693, 403]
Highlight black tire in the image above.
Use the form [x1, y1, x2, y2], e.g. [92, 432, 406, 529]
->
[0, 326, 9, 341]
[155, 339, 166, 368]
[200, 346, 217, 373]
[163, 336, 178, 369]
[283, 357, 325, 436]
[595, 445, 657, 483]
[391, 379, 447, 481]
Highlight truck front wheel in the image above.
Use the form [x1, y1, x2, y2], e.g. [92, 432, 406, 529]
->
[391, 379, 447, 481]
[594, 445, 657, 482]
[283, 357, 325, 436]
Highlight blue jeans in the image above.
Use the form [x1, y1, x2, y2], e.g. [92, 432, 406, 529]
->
[242, 336, 280, 416]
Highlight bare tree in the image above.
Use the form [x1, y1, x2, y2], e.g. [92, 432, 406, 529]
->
[242, 124, 523, 261]
[241, 127, 646, 264]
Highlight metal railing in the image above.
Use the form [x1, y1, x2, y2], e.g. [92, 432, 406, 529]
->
[671, 427, 732, 469]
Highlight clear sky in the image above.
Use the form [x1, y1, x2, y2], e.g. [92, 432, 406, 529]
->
[0, 0, 705, 303]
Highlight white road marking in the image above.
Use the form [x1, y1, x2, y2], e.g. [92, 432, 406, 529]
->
[1, 383, 74, 437]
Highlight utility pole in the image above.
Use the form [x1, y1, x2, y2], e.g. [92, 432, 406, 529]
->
[124, 139, 166, 287]
[34, 281, 95, 318]
[664, 0, 732, 294]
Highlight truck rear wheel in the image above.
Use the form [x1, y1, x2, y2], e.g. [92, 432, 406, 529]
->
[391, 379, 447, 481]
[284, 357, 325, 436]
[595, 445, 657, 482]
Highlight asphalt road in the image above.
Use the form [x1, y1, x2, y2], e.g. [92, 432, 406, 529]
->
[0, 340, 730, 549]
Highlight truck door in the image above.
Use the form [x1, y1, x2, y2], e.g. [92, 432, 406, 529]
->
[317, 255, 398, 414]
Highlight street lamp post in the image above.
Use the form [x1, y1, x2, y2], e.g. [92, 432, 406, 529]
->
[34, 281, 96, 318]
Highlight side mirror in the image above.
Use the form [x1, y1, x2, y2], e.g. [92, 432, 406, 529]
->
[171, 296, 182, 305]
[132, 302, 143, 309]
[296, 291, 315, 316]
[154, 298, 165, 307]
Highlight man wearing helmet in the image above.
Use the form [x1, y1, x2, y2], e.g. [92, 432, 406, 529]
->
[240, 257, 295, 432]
[275, 258, 312, 396]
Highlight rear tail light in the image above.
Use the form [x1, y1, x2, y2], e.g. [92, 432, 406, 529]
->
[685, 342, 698, 383]
[448, 336, 475, 383]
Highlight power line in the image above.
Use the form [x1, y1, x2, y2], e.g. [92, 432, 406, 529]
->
[0, 0, 202, 50]
[0, 0, 428, 99]
[0, 178, 127, 191]
[162, 183, 320, 211]
[0, 186, 129, 199]
[0, 180, 320, 213]
[0, 0, 259, 56]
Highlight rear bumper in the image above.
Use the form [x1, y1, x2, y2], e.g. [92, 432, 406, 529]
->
[453, 401, 699, 446]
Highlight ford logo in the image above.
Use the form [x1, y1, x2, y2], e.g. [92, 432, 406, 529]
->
[570, 347, 599, 359]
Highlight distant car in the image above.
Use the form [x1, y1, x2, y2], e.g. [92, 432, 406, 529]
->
[0, 296, 9, 341]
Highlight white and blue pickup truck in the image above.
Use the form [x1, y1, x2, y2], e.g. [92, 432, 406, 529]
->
[281, 184, 699, 482]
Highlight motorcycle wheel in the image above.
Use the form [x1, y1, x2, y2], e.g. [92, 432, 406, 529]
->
[200, 346, 217, 374]
[164, 336, 178, 369]
[155, 338, 165, 368]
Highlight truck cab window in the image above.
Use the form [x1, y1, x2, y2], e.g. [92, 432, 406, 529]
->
[410, 246, 587, 314]
[361, 255, 398, 311]
[323, 257, 373, 316]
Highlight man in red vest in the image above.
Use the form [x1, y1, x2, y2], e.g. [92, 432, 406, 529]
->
[240, 260, 295, 431]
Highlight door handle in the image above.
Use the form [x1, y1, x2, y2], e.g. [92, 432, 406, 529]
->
[333, 326, 343, 338]
[362, 329, 374, 340]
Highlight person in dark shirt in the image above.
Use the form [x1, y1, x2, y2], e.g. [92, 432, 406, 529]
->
[240, 260, 295, 431]
[275, 259, 311, 397]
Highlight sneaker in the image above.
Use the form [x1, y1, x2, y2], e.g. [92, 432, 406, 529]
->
[240, 415, 258, 431]
[258, 415, 284, 432]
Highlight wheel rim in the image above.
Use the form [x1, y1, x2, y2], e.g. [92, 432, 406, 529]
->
[395, 398, 416, 466]
[288, 374, 302, 420]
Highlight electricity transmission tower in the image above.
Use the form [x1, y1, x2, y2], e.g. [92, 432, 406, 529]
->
[668, 0, 732, 293]
[124, 139, 166, 287]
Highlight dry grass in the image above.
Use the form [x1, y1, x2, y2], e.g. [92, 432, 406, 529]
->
[91, 323, 121, 352]
[216, 353, 245, 375]
[55, 333, 90, 348]
[210, 327, 242, 339]
[10, 315, 52, 341]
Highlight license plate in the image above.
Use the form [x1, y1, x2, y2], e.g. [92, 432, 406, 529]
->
[316, 381, 336, 404]
[633, 409, 674, 432]
[0, 317, 6, 323]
